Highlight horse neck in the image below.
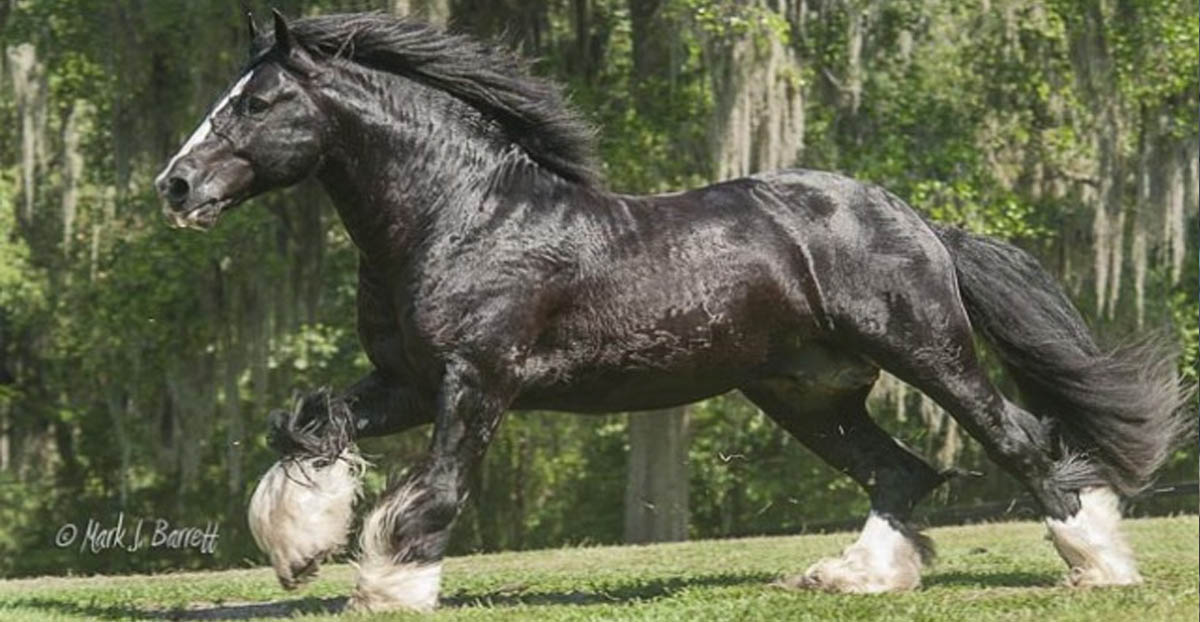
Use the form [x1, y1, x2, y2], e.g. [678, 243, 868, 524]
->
[315, 72, 526, 267]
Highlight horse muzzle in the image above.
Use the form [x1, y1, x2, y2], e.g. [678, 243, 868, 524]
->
[155, 158, 254, 230]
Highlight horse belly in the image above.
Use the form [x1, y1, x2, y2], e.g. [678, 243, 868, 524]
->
[514, 366, 748, 413]
[513, 307, 799, 413]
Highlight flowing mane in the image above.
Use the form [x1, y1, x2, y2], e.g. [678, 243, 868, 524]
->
[254, 12, 600, 186]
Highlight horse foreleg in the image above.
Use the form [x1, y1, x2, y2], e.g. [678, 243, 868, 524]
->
[348, 358, 509, 613]
[248, 448, 366, 590]
[248, 372, 433, 590]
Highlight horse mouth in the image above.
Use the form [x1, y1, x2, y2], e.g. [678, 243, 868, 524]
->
[166, 198, 236, 231]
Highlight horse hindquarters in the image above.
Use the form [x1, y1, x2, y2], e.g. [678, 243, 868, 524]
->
[935, 227, 1191, 497]
[934, 227, 1191, 585]
[839, 224, 1174, 587]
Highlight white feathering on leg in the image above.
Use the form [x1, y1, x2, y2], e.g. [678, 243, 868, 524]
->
[347, 480, 442, 613]
[247, 447, 366, 590]
[789, 512, 930, 593]
[1045, 486, 1142, 586]
[348, 560, 442, 614]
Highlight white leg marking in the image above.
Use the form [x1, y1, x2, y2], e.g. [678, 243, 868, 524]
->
[247, 447, 366, 590]
[788, 512, 930, 593]
[155, 70, 255, 186]
[348, 560, 442, 614]
[347, 480, 442, 613]
[1045, 486, 1142, 586]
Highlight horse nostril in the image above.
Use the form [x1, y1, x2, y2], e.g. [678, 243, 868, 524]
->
[166, 177, 190, 204]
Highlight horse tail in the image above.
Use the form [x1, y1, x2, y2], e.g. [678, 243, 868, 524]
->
[934, 225, 1194, 495]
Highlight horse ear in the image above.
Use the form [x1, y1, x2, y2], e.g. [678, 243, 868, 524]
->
[272, 9, 293, 54]
[270, 8, 320, 76]
[247, 11, 259, 43]
[246, 11, 261, 55]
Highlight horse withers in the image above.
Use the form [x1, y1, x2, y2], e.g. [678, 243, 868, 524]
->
[155, 10, 1191, 612]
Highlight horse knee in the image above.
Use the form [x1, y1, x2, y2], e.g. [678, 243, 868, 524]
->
[267, 387, 356, 461]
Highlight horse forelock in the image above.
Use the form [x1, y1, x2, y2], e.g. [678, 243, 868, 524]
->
[252, 12, 601, 187]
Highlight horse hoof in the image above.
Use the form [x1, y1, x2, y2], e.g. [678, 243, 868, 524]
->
[1046, 487, 1142, 588]
[786, 555, 920, 593]
[771, 572, 824, 591]
[1063, 565, 1143, 588]
[277, 556, 321, 591]
[807, 556, 883, 593]
[346, 561, 442, 614]
[782, 513, 930, 594]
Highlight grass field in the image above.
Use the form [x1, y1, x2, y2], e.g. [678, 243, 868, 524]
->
[0, 516, 1195, 621]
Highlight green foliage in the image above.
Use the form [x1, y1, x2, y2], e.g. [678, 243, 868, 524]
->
[1173, 279, 1200, 386]
[915, 180, 1049, 240]
[682, 0, 791, 45]
[0, 174, 45, 324]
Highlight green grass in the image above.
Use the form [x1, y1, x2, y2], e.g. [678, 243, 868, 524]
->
[0, 516, 1195, 621]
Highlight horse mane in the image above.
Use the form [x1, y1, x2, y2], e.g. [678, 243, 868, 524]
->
[259, 12, 600, 187]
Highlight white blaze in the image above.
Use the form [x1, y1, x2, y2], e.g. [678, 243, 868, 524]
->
[155, 70, 256, 187]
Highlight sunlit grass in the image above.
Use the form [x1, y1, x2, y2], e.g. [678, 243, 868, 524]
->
[0, 516, 1195, 621]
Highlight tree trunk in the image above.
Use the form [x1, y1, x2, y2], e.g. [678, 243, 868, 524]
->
[0, 405, 8, 473]
[629, 0, 670, 86]
[624, 407, 689, 543]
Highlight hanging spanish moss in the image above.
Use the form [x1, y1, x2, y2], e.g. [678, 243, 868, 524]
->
[704, 1, 805, 180]
[60, 101, 89, 253]
[7, 43, 46, 227]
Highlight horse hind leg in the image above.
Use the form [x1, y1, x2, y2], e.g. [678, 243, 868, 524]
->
[1045, 486, 1140, 586]
[900, 361, 1140, 585]
[742, 369, 950, 593]
[851, 299, 1142, 587]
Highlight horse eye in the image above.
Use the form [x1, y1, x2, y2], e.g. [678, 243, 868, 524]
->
[244, 96, 270, 115]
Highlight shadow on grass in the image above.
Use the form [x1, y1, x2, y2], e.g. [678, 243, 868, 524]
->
[3, 596, 346, 621]
[924, 570, 1060, 589]
[6, 572, 774, 620]
[1, 595, 343, 620]
[442, 571, 775, 608]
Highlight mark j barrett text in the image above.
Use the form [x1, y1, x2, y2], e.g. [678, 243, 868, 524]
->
[55, 513, 219, 554]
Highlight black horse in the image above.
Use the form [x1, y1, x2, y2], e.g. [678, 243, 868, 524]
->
[155, 11, 1189, 613]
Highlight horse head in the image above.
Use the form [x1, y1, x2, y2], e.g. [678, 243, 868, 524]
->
[154, 11, 325, 230]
